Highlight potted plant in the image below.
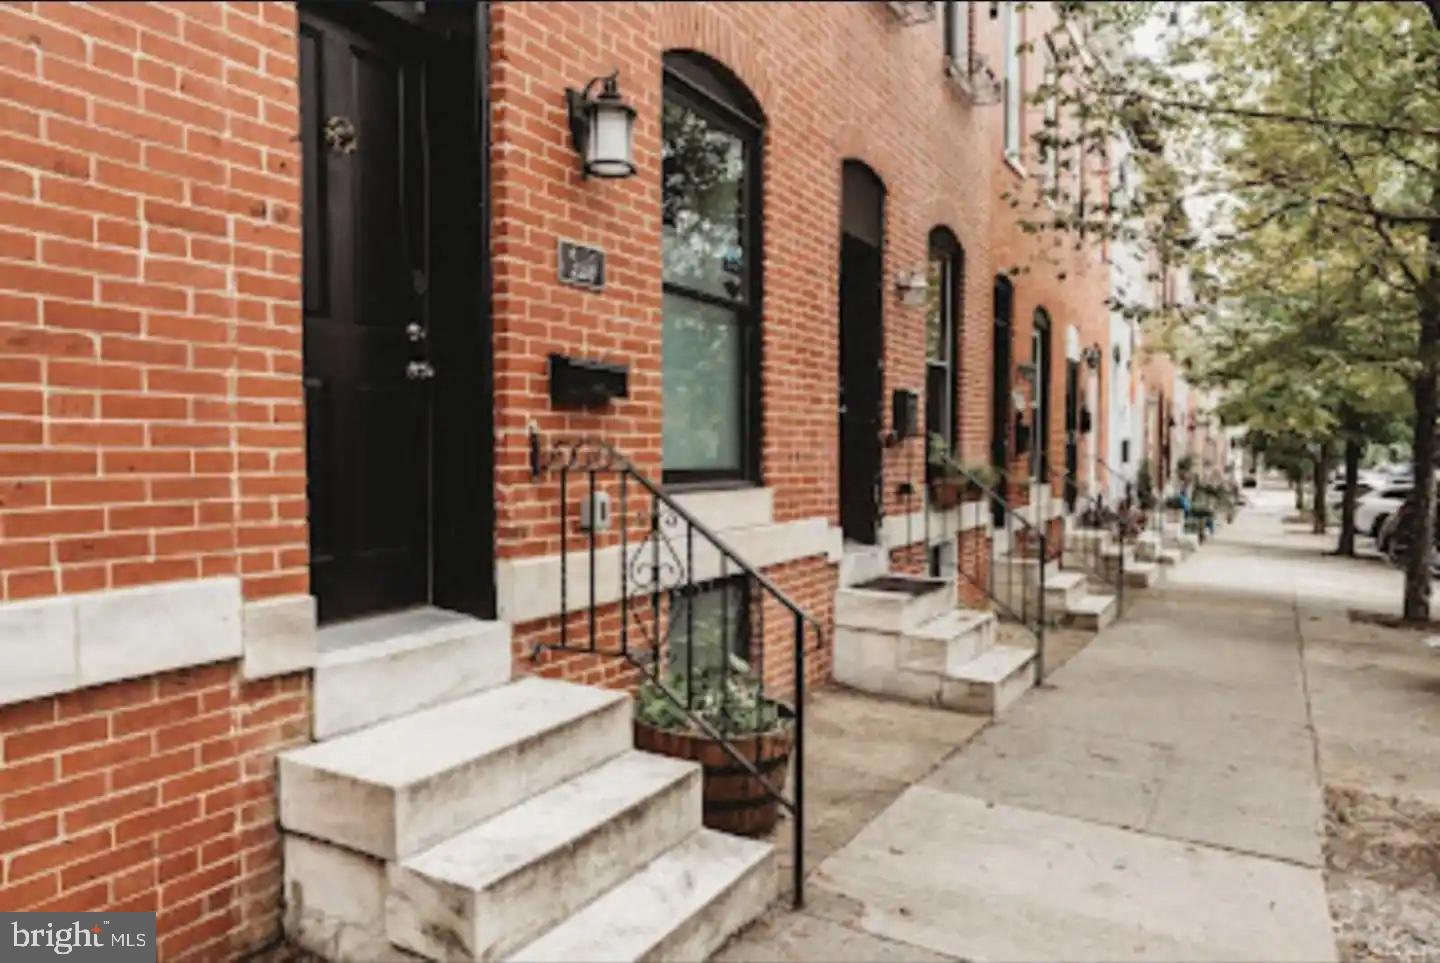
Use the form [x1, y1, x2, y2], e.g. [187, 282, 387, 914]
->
[633, 658, 793, 837]
[928, 434, 997, 507]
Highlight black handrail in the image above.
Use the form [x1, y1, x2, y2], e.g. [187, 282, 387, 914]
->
[529, 434, 820, 909]
[947, 464, 1049, 684]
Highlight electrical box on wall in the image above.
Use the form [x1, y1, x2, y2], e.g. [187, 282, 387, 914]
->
[549, 354, 628, 408]
[891, 389, 918, 443]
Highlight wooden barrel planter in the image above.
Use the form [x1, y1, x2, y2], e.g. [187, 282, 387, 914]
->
[634, 707, 794, 838]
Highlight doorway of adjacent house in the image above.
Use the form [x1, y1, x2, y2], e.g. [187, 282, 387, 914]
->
[1064, 357, 1080, 511]
[838, 161, 886, 546]
[300, 4, 493, 624]
[991, 277, 1014, 527]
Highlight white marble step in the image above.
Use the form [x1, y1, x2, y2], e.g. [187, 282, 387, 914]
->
[509, 829, 776, 963]
[1043, 570, 1088, 611]
[388, 751, 701, 962]
[834, 576, 953, 634]
[1122, 559, 1160, 588]
[313, 608, 512, 739]
[1062, 592, 1117, 631]
[279, 677, 630, 860]
[940, 644, 1035, 716]
[897, 609, 997, 675]
[1156, 547, 1183, 566]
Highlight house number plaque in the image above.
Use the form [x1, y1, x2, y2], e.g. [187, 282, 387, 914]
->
[557, 239, 605, 291]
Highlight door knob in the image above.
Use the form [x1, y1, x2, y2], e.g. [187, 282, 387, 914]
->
[406, 361, 436, 381]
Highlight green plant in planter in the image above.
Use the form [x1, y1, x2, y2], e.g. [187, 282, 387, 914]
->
[927, 433, 998, 489]
[635, 655, 787, 738]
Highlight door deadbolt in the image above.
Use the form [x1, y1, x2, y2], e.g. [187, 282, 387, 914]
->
[406, 361, 436, 381]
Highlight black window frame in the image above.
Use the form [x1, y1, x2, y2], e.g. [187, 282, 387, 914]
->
[661, 52, 765, 488]
[666, 574, 752, 675]
[925, 228, 964, 485]
[1032, 307, 1053, 478]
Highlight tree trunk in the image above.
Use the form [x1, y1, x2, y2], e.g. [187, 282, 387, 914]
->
[1337, 437, 1360, 556]
[1406, 303, 1437, 621]
[1405, 4, 1440, 623]
[1311, 444, 1330, 534]
[1294, 476, 1304, 510]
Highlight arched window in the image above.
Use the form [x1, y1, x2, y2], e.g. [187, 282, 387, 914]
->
[926, 228, 963, 463]
[661, 51, 764, 483]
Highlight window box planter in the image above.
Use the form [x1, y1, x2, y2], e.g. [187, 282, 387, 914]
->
[633, 704, 794, 838]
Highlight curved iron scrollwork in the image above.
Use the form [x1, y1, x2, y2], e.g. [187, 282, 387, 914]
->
[527, 428, 823, 911]
[626, 506, 688, 594]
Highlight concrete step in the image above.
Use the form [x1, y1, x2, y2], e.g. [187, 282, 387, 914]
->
[939, 643, 1035, 716]
[1043, 570, 1087, 612]
[509, 828, 776, 963]
[387, 751, 701, 961]
[279, 677, 630, 860]
[1062, 592, 1117, 631]
[834, 575, 952, 634]
[1156, 547, 1183, 566]
[313, 608, 512, 739]
[1133, 532, 1162, 562]
[896, 609, 996, 675]
[1122, 559, 1160, 588]
[1065, 527, 1114, 553]
[838, 543, 889, 588]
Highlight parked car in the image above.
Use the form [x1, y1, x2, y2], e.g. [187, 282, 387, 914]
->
[1327, 478, 1373, 514]
[1357, 483, 1414, 542]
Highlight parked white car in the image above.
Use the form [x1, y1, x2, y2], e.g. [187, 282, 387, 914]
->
[1356, 483, 1413, 539]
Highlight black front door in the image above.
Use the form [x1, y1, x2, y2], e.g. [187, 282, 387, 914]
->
[301, 11, 431, 623]
[1064, 359, 1080, 511]
[839, 232, 884, 545]
[991, 279, 1013, 526]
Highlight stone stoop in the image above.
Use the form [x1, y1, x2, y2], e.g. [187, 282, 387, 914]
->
[1095, 547, 1162, 589]
[991, 556, 1117, 634]
[279, 674, 776, 962]
[1134, 532, 1162, 562]
[312, 609, 512, 739]
[833, 577, 1034, 717]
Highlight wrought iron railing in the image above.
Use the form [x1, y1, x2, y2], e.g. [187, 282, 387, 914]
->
[950, 465, 1049, 683]
[529, 435, 822, 908]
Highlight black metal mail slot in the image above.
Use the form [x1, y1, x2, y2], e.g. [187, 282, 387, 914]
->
[549, 353, 628, 407]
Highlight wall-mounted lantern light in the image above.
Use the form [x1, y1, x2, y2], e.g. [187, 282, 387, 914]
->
[895, 270, 929, 307]
[566, 71, 636, 179]
[1082, 345, 1102, 370]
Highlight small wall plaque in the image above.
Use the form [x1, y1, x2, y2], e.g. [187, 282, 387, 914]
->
[557, 239, 605, 290]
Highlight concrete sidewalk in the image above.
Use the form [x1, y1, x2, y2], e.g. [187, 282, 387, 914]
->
[725, 491, 1357, 962]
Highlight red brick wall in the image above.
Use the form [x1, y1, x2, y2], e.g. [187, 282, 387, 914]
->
[0, 661, 308, 961]
[0, 1, 305, 605]
[490, 1, 1004, 562]
[987, 2, 1111, 510]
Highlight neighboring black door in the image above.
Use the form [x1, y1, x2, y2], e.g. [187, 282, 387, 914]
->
[839, 232, 884, 544]
[991, 279, 1013, 526]
[301, 12, 430, 623]
[1064, 359, 1080, 511]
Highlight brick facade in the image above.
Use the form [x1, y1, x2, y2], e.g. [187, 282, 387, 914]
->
[0, 1, 1150, 958]
[0, 664, 307, 959]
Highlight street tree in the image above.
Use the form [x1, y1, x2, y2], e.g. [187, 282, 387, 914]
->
[1028, 0, 1440, 620]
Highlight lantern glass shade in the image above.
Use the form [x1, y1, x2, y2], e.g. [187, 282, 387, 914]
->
[585, 98, 636, 178]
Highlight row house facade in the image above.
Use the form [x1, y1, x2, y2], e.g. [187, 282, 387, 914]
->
[0, 2, 1197, 960]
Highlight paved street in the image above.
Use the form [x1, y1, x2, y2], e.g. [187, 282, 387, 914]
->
[725, 486, 1440, 961]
